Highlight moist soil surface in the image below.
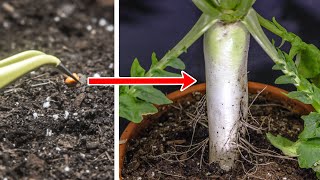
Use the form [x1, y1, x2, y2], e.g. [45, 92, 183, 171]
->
[122, 92, 317, 179]
[0, 0, 114, 179]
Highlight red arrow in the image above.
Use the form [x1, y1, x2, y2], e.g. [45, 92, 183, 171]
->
[87, 71, 197, 91]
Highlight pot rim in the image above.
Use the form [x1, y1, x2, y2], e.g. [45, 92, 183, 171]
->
[119, 81, 314, 177]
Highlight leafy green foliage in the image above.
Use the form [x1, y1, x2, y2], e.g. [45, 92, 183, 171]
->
[260, 15, 320, 177]
[258, 15, 320, 84]
[132, 86, 172, 105]
[297, 139, 320, 170]
[286, 91, 313, 104]
[266, 133, 298, 157]
[274, 75, 296, 85]
[119, 53, 185, 123]
[119, 94, 158, 123]
[299, 113, 320, 139]
[130, 58, 145, 77]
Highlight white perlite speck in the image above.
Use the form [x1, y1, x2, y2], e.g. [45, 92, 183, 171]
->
[43, 102, 50, 108]
[93, 73, 100, 77]
[108, 63, 114, 69]
[106, 25, 114, 32]
[52, 114, 59, 120]
[43, 97, 51, 108]
[46, 129, 52, 136]
[64, 166, 70, 172]
[98, 18, 107, 26]
[86, 25, 92, 31]
[33, 113, 38, 119]
[64, 111, 69, 119]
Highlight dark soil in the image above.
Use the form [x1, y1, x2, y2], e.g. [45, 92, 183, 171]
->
[0, 0, 114, 179]
[122, 92, 317, 179]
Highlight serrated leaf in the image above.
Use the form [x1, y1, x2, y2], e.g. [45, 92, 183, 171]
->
[297, 139, 320, 169]
[151, 69, 181, 77]
[130, 58, 145, 77]
[151, 52, 159, 69]
[299, 112, 320, 139]
[132, 86, 172, 105]
[167, 58, 185, 70]
[266, 133, 298, 157]
[119, 94, 158, 123]
[275, 75, 296, 84]
[287, 91, 313, 104]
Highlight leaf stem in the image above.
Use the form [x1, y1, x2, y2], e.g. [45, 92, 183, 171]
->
[145, 14, 218, 77]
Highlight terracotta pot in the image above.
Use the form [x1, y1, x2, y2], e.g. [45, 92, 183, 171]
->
[119, 82, 314, 178]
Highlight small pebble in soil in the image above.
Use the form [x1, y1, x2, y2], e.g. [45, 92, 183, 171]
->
[80, 153, 86, 159]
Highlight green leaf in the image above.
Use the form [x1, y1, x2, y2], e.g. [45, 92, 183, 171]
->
[287, 91, 313, 104]
[219, 0, 239, 10]
[313, 84, 320, 103]
[272, 63, 284, 70]
[297, 44, 320, 79]
[167, 58, 186, 70]
[275, 75, 296, 85]
[151, 69, 181, 77]
[271, 17, 287, 32]
[316, 172, 320, 179]
[299, 112, 320, 140]
[192, 0, 220, 16]
[151, 52, 159, 69]
[130, 58, 145, 77]
[119, 94, 158, 123]
[266, 133, 299, 157]
[132, 86, 172, 105]
[120, 85, 130, 94]
[297, 139, 320, 169]
[311, 75, 320, 88]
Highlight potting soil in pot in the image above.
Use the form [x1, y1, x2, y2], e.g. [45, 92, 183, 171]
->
[122, 92, 316, 179]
